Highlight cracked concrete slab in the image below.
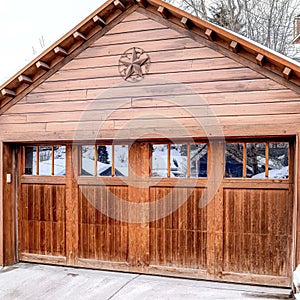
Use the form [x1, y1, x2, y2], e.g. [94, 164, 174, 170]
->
[0, 263, 292, 300]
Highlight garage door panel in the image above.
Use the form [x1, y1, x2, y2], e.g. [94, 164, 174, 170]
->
[78, 185, 129, 263]
[149, 187, 207, 270]
[223, 188, 292, 277]
[19, 184, 66, 257]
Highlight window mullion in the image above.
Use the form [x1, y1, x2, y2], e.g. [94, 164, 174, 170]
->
[243, 143, 247, 178]
[167, 144, 171, 178]
[94, 145, 97, 177]
[36, 146, 39, 175]
[266, 142, 269, 178]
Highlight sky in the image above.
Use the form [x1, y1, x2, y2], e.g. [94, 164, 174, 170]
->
[0, 0, 106, 85]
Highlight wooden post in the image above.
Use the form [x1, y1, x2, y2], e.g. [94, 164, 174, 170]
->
[65, 145, 79, 266]
[128, 142, 150, 268]
[294, 135, 300, 271]
[0, 142, 3, 266]
[1, 143, 17, 265]
[206, 140, 224, 279]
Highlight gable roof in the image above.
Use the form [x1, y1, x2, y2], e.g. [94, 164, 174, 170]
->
[1, 0, 300, 113]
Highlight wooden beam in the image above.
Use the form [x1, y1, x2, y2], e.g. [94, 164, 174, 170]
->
[180, 17, 191, 29]
[73, 31, 87, 41]
[229, 40, 239, 53]
[0, 142, 3, 266]
[136, 0, 147, 8]
[114, 0, 126, 11]
[1, 88, 15, 97]
[157, 6, 168, 19]
[92, 15, 106, 27]
[256, 53, 265, 66]
[283, 67, 292, 80]
[54, 46, 68, 57]
[18, 75, 33, 85]
[36, 61, 50, 71]
[205, 29, 215, 41]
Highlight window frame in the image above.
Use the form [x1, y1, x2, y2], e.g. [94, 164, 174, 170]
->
[22, 145, 66, 176]
[150, 142, 209, 179]
[224, 140, 290, 180]
[80, 144, 129, 178]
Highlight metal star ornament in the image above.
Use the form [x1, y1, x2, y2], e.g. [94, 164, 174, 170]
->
[118, 47, 150, 82]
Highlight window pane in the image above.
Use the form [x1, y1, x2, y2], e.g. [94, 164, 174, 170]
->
[54, 146, 66, 176]
[97, 145, 112, 176]
[246, 143, 266, 178]
[269, 142, 289, 179]
[114, 145, 128, 177]
[190, 144, 207, 178]
[81, 146, 95, 176]
[152, 144, 168, 177]
[25, 147, 37, 175]
[225, 143, 243, 178]
[39, 146, 52, 175]
[170, 144, 187, 178]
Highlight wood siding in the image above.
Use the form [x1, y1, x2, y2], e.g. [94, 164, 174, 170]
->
[0, 11, 299, 141]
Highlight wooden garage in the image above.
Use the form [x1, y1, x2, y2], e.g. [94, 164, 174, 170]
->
[0, 0, 300, 288]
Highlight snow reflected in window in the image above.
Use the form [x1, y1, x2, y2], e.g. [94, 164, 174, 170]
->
[39, 146, 52, 176]
[54, 146, 66, 176]
[171, 144, 187, 178]
[81, 146, 95, 176]
[190, 144, 207, 178]
[114, 145, 128, 177]
[268, 143, 288, 179]
[247, 143, 266, 178]
[97, 145, 112, 177]
[152, 144, 168, 177]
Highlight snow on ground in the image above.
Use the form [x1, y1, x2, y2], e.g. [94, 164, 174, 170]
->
[252, 166, 288, 179]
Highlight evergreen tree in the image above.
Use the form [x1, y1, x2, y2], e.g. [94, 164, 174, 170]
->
[97, 146, 109, 164]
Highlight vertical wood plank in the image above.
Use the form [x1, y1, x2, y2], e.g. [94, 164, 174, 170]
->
[128, 142, 150, 267]
[206, 140, 224, 279]
[0, 142, 3, 265]
[2, 143, 16, 265]
[65, 145, 79, 265]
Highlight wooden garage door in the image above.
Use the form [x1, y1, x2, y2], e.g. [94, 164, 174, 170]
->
[17, 141, 294, 286]
[18, 146, 67, 264]
[18, 182, 66, 263]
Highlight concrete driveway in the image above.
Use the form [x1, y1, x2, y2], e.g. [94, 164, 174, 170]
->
[0, 263, 292, 299]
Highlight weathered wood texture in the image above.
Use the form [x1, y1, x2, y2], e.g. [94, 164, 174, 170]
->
[149, 187, 207, 270]
[2, 144, 16, 265]
[2, 9, 298, 288]
[18, 184, 66, 257]
[223, 188, 293, 278]
[78, 185, 129, 262]
[0, 12, 299, 141]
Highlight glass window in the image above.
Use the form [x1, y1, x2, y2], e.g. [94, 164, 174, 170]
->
[269, 142, 289, 179]
[81, 146, 95, 176]
[152, 144, 168, 177]
[54, 146, 66, 176]
[246, 143, 266, 178]
[225, 143, 244, 178]
[170, 144, 187, 178]
[25, 147, 37, 175]
[97, 145, 112, 177]
[39, 146, 52, 176]
[190, 144, 207, 178]
[114, 145, 128, 177]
